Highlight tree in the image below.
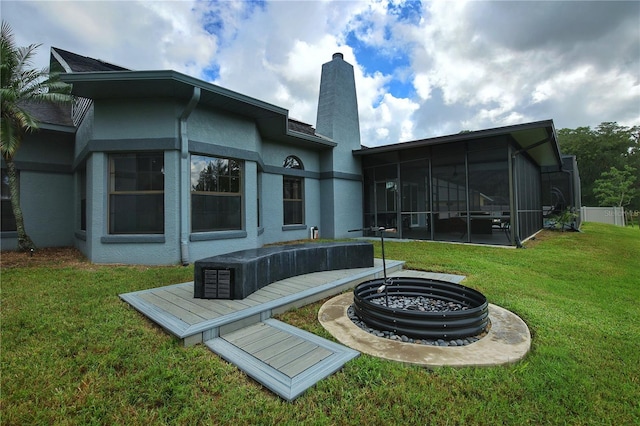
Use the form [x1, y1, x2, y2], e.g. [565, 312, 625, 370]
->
[593, 165, 637, 207]
[0, 21, 72, 251]
[557, 122, 639, 210]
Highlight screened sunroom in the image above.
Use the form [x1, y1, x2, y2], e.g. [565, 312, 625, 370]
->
[354, 120, 571, 247]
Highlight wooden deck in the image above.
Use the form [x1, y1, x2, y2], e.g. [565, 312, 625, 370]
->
[119, 258, 403, 400]
[120, 258, 403, 346]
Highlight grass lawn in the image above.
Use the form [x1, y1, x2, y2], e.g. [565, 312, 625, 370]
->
[1, 222, 638, 425]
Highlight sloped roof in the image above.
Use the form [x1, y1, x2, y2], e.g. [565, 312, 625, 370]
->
[354, 120, 562, 169]
[19, 100, 74, 128]
[287, 118, 316, 136]
[18, 46, 126, 129]
[51, 47, 129, 72]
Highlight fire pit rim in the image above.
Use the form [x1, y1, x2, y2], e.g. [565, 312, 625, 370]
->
[353, 276, 490, 340]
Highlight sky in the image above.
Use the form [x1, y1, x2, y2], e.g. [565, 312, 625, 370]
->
[2, 0, 639, 147]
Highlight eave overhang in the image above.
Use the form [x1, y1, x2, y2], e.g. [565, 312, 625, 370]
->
[60, 70, 336, 150]
[354, 120, 562, 169]
[38, 123, 76, 133]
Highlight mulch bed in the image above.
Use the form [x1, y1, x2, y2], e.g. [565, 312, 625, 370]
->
[0, 247, 89, 269]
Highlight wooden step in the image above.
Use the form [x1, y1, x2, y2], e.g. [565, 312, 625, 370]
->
[205, 319, 359, 401]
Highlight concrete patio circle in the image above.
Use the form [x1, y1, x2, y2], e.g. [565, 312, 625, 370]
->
[318, 292, 531, 368]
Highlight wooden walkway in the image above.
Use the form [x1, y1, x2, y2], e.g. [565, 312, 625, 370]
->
[119, 258, 404, 400]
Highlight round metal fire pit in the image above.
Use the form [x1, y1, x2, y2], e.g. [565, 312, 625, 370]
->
[353, 277, 489, 340]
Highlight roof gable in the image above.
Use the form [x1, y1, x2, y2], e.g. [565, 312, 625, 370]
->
[51, 47, 129, 73]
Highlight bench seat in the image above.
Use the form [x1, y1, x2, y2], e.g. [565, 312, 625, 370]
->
[194, 241, 374, 299]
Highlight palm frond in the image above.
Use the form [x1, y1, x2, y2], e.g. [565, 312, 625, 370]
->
[1, 20, 74, 159]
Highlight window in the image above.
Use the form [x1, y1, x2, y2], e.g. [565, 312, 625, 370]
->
[191, 155, 242, 232]
[109, 152, 164, 234]
[80, 169, 86, 231]
[1, 169, 16, 232]
[283, 156, 304, 225]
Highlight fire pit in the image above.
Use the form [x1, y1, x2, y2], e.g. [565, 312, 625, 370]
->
[352, 277, 489, 340]
[348, 226, 489, 341]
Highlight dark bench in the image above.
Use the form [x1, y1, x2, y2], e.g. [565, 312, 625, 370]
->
[194, 241, 374, 300]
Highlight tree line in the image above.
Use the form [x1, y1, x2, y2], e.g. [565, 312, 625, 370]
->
[557, 122, 639, 211]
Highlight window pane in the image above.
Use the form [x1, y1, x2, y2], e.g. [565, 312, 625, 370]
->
[112, 153, 164, 191]
[284, 156, 303, 169]
[191, 194, 242, 232]
[230, 177, 240, 193]
[113, 156, 137, 191]
[284, 200, 303, 225]
[230, 159, 241, 176]
[109, 152, 164, 234]
[191, 155, 242, 194]
[80, 169, 86, 231]
[190, 154, 243, 232]
[283, 176, 304, 225]
[1, 170, 16, 232]
[109, 194, 163, 234]
[1, 200, 16, 232]
[218, 176, 230, 192]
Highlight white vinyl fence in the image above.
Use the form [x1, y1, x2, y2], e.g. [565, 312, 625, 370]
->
[580, 206, 626, 226]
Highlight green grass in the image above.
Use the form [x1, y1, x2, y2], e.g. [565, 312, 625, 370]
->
[2, 222, 639, 425]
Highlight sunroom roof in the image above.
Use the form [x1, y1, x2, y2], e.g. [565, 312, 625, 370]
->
[354, 120, 562, 168]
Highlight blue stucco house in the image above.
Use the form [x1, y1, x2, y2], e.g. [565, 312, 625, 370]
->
[1, 49, 580, 264]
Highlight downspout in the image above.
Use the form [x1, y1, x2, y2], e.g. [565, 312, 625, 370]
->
[179, 87, 201, 265]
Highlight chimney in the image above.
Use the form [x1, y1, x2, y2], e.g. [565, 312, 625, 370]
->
[315, 53, 363, 239]
[316, 52, 361, 171]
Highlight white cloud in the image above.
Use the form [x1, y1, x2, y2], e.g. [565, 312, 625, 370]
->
[2, 0, 638, 147]
[413, 73, 432, 101]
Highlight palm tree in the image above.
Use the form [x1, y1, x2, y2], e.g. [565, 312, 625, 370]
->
[1, 21, 72, 251]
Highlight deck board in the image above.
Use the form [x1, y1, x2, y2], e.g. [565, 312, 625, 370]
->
[266, 340, 319, 369]
[253, 336, 301, 361]
[138, 292, 206, 325]
[279, 347, 333, 377]
[224, 324, 278, 347]
[163, 286, 237, 316]
[244, 292, 274, 303]
[235, 330, 290, 354]
[151, 289, 220, 319]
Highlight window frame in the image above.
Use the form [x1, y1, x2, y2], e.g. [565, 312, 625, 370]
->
[108, 152, 165, 235]
[283, 156, 305, 226]
[1, 169, 17, 232]
[190, 154, 244, 233]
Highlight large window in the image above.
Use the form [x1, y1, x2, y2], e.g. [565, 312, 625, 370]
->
[1, 169, 16, 232]
[283, 156, 304, 225]
[191, 155, 242, 232]
[109, 152, 164, 234]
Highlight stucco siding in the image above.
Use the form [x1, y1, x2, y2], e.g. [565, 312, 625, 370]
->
[18, 130, 74, 167]
[22, 171, 74, 247]
[332, 179, 363, 238]
[93, 99, 179, 140]
[262, 141, 320, 173]
[189, 107, 260, 153]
